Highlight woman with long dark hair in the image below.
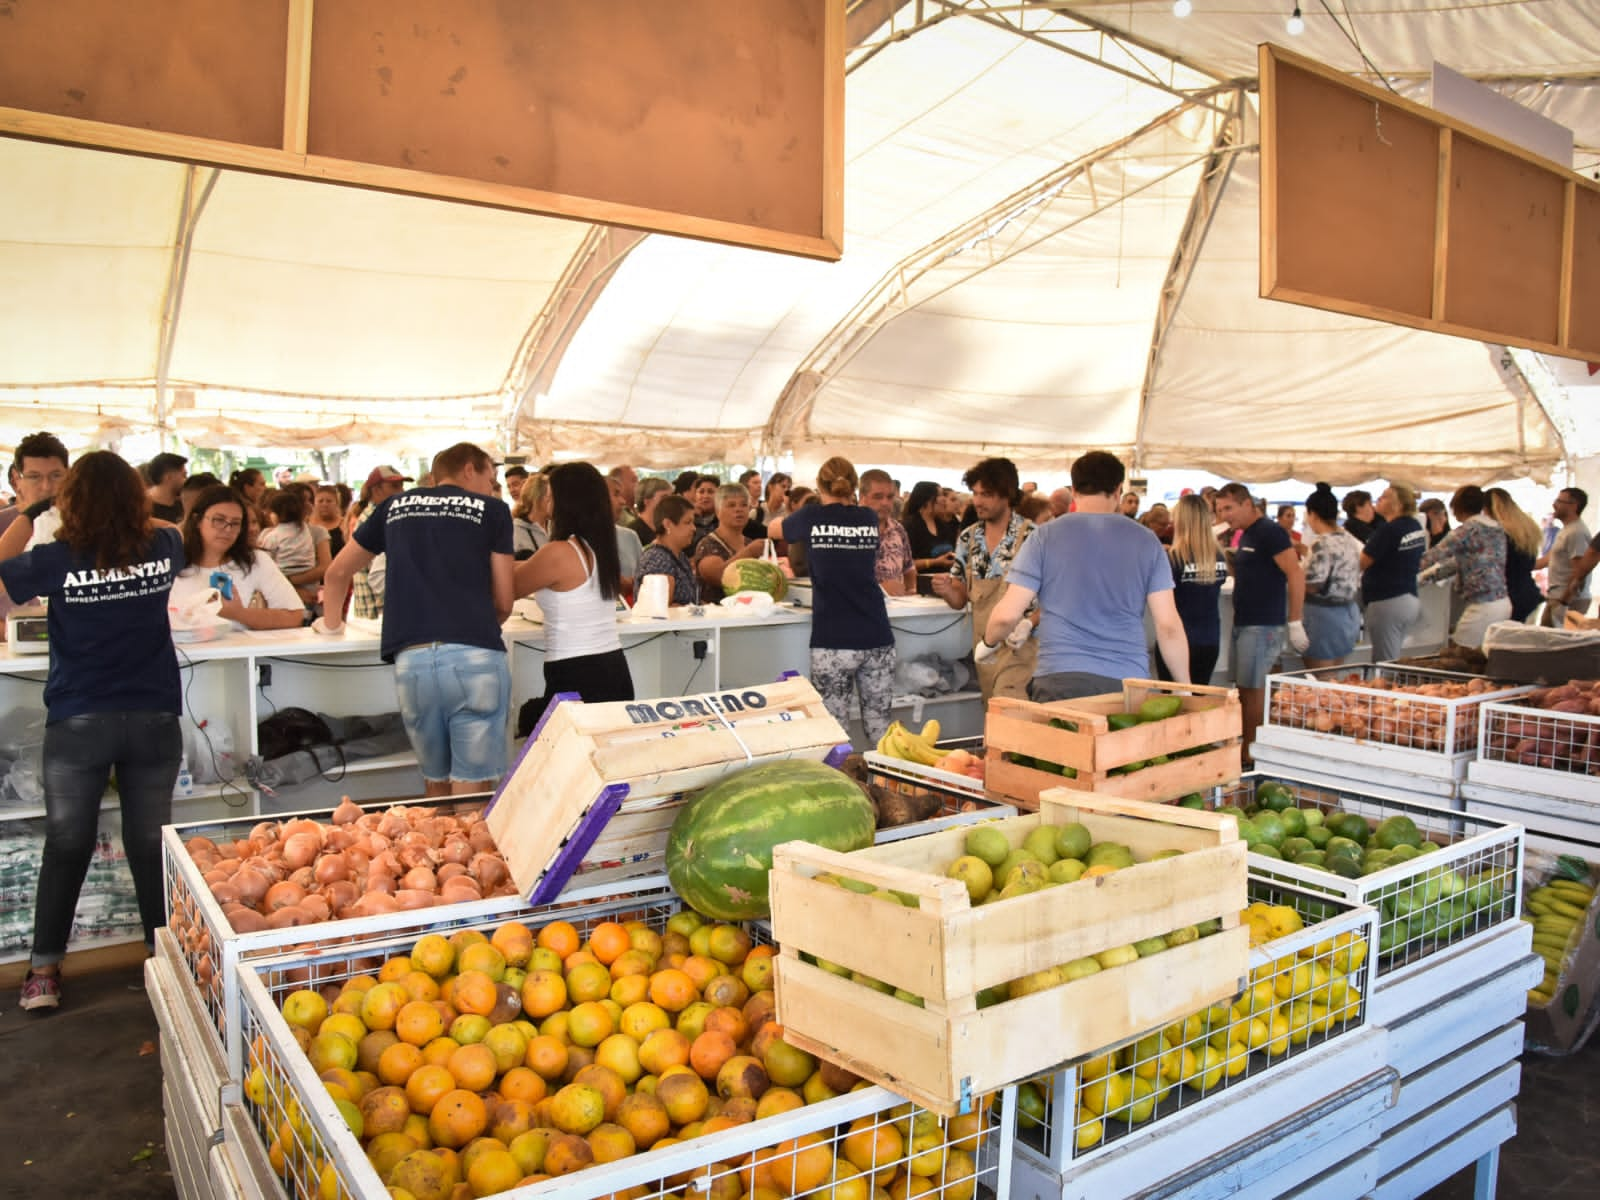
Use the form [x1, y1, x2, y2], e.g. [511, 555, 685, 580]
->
[0, 452, 186, 1011]
[902, 480, 958, 574]
[513, 462, 635, 735]
[169, 486, 306, 629]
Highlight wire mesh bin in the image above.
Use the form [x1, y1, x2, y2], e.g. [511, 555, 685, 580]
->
[1472, 698, 1600, 803]
[162, 794, 639, 1081]
[1261, 664, 1531, 779]
[992, 875, 1376, 1170]
[234, 891, 1014, 1200]
[1214, 774, 1523, 979]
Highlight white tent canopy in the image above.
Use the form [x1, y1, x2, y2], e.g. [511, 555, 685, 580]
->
[2, 1, 1597, 484]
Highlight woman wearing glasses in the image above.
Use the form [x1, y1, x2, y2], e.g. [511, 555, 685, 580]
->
[169, 485, 306, 629]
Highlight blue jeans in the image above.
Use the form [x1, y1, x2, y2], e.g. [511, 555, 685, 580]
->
[1231, 624, 1287, 689]
[395, 644, 511, 783]
[36, 711, 181, 965]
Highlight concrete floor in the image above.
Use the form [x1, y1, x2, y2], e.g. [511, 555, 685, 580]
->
[0, 960, 1593, 1200]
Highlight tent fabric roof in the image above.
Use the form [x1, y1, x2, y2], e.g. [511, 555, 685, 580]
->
[2, 1, 1597, 481]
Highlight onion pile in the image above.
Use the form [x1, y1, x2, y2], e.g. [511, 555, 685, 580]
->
[1269, 673, 1500, 752]
[1484, 680, 1600, 774]
[181, 798, 517, 935]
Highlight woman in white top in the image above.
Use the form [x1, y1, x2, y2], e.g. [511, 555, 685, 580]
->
[170, 486, 306, 630]
[512, 463, 635, 737]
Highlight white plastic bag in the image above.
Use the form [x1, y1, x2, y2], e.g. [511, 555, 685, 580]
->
[168, 588, 231, 642]
[720, 591, 777, 618]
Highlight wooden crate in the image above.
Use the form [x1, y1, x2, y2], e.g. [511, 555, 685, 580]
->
[486, 677, 850, 902]
[984, 680, 1242, 808]
[768, 789, 1250, 1114]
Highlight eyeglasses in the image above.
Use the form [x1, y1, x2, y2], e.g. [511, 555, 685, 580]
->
[20, 471, 66, 486]
[205, 515, 244, 532]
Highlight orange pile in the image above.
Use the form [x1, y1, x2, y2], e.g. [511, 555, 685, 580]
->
[247, 910, 990, 1200]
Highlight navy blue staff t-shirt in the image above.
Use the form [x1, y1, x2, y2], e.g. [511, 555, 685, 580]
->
[782, 504, 892, 650]
[354, 485, 514, 662]
[1170, 553, 1227, 646]
[1360, 515, 1426, 604]
[1232, 517, 1293, 627]
[0, 526, 184, 719]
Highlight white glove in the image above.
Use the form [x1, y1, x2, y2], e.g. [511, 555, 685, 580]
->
[1287, 620, 1309, 654]
[974, 637, 1002, 665]
[310, 616, 344, 637]
[1005, 620, 1034, 650]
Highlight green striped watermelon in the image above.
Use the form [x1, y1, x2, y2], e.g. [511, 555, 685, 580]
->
[666, 759, 873, 920]
[721, 558, 788, 602]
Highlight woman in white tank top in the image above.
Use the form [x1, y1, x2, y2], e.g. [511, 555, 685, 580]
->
[512, 464, 635, 737]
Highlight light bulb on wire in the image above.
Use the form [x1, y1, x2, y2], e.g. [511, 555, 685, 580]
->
[1172, 0, 1192, 16]
[1286, 5, 1305, 35]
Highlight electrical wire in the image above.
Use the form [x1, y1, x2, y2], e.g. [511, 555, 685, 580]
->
[176, 645, 251, 809]
[1318, 0, 1400, 96]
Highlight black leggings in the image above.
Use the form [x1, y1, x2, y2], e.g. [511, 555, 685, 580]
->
[36, 711, 181, 964]
[516, 649, 636, 738]
[1155, 643, 1220, 688]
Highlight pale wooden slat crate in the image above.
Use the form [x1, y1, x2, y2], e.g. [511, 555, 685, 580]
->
[486, 677, 850, 903]
[984, 679, 1242, 808]
[769, 788, 1249, 1114]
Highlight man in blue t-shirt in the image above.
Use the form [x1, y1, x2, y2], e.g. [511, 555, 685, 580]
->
[319, 443, 515, 796]
[982, 451, 1188, 702]
[1215, 482, 1307, 759]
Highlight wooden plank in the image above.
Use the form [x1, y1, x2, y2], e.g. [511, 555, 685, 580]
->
[1432, 128, 1452, 320]
[282, 0, 314, 155]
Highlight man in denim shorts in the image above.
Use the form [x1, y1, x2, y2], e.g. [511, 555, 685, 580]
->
[319, 443, 515, 796]
[1215, 483, 1307, 762]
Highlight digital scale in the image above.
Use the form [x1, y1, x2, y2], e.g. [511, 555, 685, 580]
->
[6, 605, 48, 654]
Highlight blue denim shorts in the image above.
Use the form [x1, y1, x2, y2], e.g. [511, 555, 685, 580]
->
[394, 644, 511, 784]
[1231, 624, 1287, 689]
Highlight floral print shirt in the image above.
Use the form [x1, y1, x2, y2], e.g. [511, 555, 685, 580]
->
[1420, 514, 1508, 604]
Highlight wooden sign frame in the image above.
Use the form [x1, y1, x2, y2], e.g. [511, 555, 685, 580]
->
[0, 0, 844, 260]
[1260, 43, 1600, 361]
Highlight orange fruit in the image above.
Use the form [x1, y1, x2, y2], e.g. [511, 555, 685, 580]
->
[588, 922, 633, 966]
[397, 970, 441, 1003]
[404, 1064, 457, 1115]
[567, 1001, 616, 1048]
[681, 955, 724, 992]
[458, 942, 507, 983]
[756, 1088, 805, 1121]
[703, 973, 750, 1010]
[609, 975, 650, 1007]
[609, 949, 655, 980]
[537, 920, 580, 960]
[539, 1011, 570, 1044]
[655, 1071, 710, 1126]
[743, 951, 776, 993]
[764, 1133, 835, 1196]
[566, 961, 613, 1004]
[490, 922, 535, 970]
[763, 1038, 817, 1088]
[544, 1132, 595, 1176]
[508, 1128, 553, 1177]
[519, 970, 567, 1019]
[689, 1030, 737, 1081]
[377, 1041, 425, 1087]
[498, 1066, 548, 1106]
[396, 1000, 447, 1047]
[410, 933, 457, 979]
[378, 956, 413, 984]
[562, 1045, 596, 1082]
[638, 1028, 692, 1077]
[615, 1091, 671, 1150]
[357, 1030, 400, 1075]
[452, 970, 499, 1018]
[587, 1121, 636, 1164]
[548, 1083, 606, 1135]
[450, 929, 489, 954]
[573, 1063, 627, 1121]
[676, 1001, 716, 1042]
[525, 1034, 569, 1081]
[716, 1054, 770, 1100]
[365, 1131, 420, 1180]
[447, 1043, 499, 1092]
[466, 1147, 523, 1197]
[704, 1006, 749, 1046]
[628, 927, 664, 962]
[488, 1096, 537, 1143]
[620, 1002, 671, 1042]
[428, 1088, 488, 1149]
[842, 1116, 904, 1184]
[707, 925, 753, 965]
[359, 1085, 414, 1136]
[594, 1033, 643, 1084]
[744, 990, 779, 1035]
[420, 1036, 460, 1068]
[564, 949, 600, 972]
[360, 982, 409, 1032]
[648, 969, 698, 1014]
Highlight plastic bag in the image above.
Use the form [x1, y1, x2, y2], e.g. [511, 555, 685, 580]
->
[720, 591, 777, 617]
[1482, 621, 1600, 653]
[169, 587, 232, 642]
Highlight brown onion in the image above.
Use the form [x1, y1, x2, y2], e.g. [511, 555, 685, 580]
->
[395, 889, 436, 911]
[209, 881, 241, 907]
[332, 796, 363, 826]
[353, 892, 402, 917]
[323, 879, 359, 911]
[436, 862, 469, 883]
[468, 824, 497, 853]
[313, 854, 348, 885]
[232, 867, 270, 906]
[470, 853, 509, 891]
[366, 872, 397, 896]
[372, 850, 402, 877]
[439, 838, 472, 866]
[397, 844, 434, 871]
[226, 907, 269, 933]
[264, 880, 307, 912]
[289, 866, 317, 890]
[282, 832, 320, 870]
[323, 827, 354, 852]
[266, 905, 313, 929]
[401, 866, 437, 893]
[298, 894, 331, 922]
[377, 812, 409, 839]
[186, 835, 219, 856]
[438, 877, 482, 905]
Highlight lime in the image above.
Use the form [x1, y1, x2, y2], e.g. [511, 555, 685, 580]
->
[964, 826, 1011, 868]
[1022, 825, 1061, 866]
[1054, 822, 1093, 861]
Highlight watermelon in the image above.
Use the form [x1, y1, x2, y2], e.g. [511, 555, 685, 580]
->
[666, 760, 873, 920]
[721, 558, 787, 603]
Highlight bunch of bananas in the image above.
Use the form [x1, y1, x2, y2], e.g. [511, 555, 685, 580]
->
[876, 718, 949, 766]
[1523, 875, 1595, 1007]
